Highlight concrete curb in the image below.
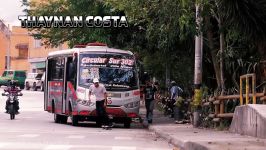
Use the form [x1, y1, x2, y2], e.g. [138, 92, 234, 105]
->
[148, 125, 209, 150]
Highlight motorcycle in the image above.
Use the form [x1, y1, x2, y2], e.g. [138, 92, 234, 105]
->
[2, 89, 23, 120]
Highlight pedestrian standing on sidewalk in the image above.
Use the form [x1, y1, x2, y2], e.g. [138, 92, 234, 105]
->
[169, 81, 183, 119]
[143, 80, 158, 124]
[89, 78, 111, 128]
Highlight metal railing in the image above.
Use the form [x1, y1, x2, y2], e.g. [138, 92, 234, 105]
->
[203, 74, 266, 122]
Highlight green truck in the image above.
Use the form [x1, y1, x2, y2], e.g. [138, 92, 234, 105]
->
[0, 70, 27, 89]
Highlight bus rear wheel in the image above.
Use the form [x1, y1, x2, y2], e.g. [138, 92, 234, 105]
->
[54, 114, 62, 123]
[54, 114, 68, 124]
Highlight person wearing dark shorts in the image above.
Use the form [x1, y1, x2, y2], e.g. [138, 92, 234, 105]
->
[89, 78, 110, 128]
[143, 80, 157, 124]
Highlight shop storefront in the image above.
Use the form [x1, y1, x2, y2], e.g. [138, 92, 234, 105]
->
[28, 58, 46, 73]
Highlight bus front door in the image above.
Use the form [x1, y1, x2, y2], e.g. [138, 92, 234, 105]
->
[63, 57, 77, 115]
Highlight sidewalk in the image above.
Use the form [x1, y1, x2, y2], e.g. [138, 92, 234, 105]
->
[139, 105, 266, 150]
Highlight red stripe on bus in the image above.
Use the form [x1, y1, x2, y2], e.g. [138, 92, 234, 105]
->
[49, 81, 63, 87]
[55, 109, 61, 113]
[65, 110, 69, 115]
[47, 106, 52, 111]
[68, 82, 78, 100]
[79, 111, 90, 116]
[127, 113, 138, 118]
[72, 111, 78, 115]
[90, 108, 127, 117]
[133, 90, 140, 96]
[50, 91, 63, 95]
[106, 108, 127, 117]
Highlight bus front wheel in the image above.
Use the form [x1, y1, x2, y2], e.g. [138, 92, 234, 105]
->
[124, 118, 131, 128]
[61, 116, 68, 124]
[54, 114, 68, 124]
[71, 115, 79, 126]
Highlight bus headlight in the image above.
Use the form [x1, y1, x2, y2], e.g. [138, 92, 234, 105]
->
[128, 102, 134, 108]
[124, 101, 139, 108]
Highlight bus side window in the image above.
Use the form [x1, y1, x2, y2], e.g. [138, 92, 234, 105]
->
[67, 57, 77, 89]
[47, 59, 54, 81]
[48, 58, 64, 81]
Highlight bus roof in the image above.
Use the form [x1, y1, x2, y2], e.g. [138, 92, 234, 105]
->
[48, 46, 133, 57]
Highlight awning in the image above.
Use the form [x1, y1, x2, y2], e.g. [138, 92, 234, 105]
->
[33, 62, 45, 69]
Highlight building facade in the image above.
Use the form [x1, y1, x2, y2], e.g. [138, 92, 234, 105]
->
[10, 26, 30, 72]
[0, 20, 10, 75]
[11, 26, 68, 73]
[27, 35, 67, 73]
[0, 24, 68, 74]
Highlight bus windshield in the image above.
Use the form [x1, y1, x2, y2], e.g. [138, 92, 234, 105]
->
[79, 53, 138, 90]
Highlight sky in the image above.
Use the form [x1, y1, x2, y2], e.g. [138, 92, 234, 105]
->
[0, 1, 25, 27]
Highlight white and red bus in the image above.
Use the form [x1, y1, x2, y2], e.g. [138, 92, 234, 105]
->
[44, 42, 140, 128]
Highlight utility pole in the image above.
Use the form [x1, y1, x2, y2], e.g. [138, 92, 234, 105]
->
[7, 24, 11, 70]
[193, 3, 203, 127]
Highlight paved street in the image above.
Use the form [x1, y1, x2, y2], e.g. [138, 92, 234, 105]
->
[0, 88, 173, 150]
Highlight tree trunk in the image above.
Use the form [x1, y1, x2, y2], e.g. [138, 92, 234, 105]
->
[206, 16, 222, 89]
[214, 0, 226, 95]
[256, 41, 266, 83]
[219, 25, 225, 95]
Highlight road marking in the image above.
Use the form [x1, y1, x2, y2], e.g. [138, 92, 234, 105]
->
[22, 117, 34, 119]
[114, 137, 133, 140]
[76, 145, 110, 149]
[67, 135, 85, 139]
[44, 145, 72, 150]
[2, 130, 137, 135]
[0, 143, 172, 150]
[112, 146, 136, 150]
[18, 134, 39, 138]
[0, 142, 10, 148]
[141, 148, 173, 150]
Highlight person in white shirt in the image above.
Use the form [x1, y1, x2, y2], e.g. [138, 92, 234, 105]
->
[89, 78, 110, 128]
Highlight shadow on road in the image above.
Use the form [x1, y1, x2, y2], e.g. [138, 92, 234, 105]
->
[49, 120, 146, 130]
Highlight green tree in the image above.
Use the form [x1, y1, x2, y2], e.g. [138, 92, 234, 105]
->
[106, 0, 195, 89]
[27, 0, 146, 49]
[26, 0, 266, 96]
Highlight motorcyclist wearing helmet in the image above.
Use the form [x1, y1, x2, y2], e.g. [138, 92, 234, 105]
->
[5, 80, 20, 114]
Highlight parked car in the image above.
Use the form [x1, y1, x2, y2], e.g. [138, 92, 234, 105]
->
[0, 70, 27, 89]
[25, 72, 45, 91]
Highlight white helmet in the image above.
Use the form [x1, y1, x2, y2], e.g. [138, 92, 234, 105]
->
[171, 81, 176, 84]
[93, 78, 99, 83]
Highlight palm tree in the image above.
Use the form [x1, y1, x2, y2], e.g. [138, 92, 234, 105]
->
[218, 0, 266, 85]
[218, 0, 266, 42]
